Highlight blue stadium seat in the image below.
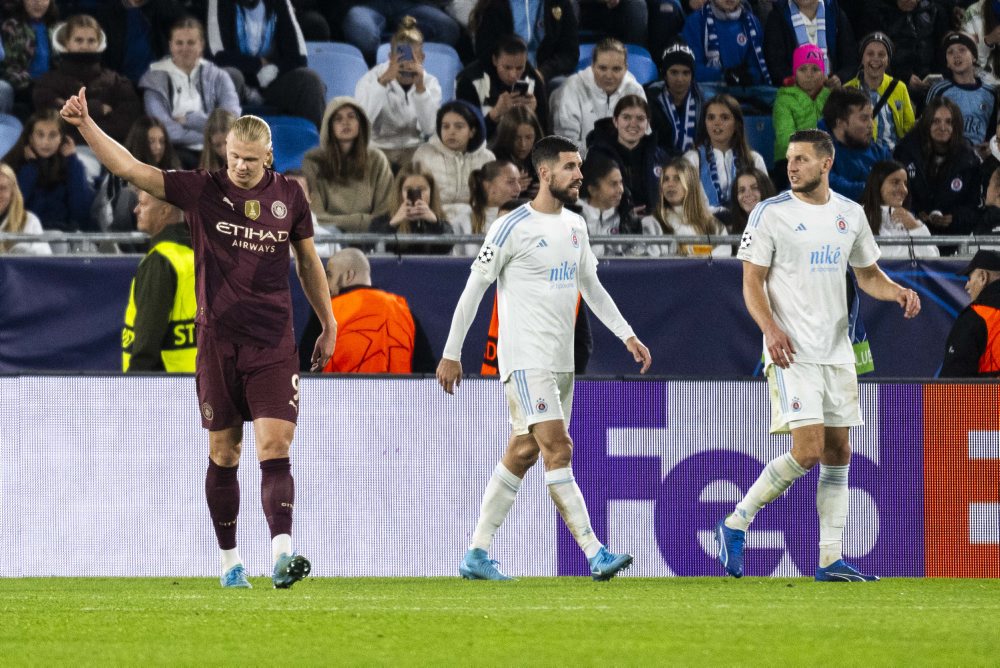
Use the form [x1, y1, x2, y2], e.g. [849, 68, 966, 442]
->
[306, 41, 369, 102]
[745, 115, 775, 170]
[0, 114, 22, 158]
[260, 115, 320, 173]
[576, 43, 658, 84]
[374, 42, 461, 102]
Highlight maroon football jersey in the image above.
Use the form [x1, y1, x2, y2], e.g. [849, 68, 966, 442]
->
[163, 168, 313, 347]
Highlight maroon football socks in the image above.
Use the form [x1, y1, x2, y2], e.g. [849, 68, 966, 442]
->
[205, 459, 240, 550]
[260, 457, 294, 538]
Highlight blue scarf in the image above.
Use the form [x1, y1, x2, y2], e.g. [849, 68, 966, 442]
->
[703, 2, 771, 85]
[660, 89, 698, 154]
[698, 145, 739, 207]
[236, 3, 276, 58]
[789, 0, 829, 74]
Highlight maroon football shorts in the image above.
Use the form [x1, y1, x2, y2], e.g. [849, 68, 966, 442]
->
[195, 327, 300, 430]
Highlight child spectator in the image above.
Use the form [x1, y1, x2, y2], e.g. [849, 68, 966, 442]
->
[301, 97, 394, 234]
[586, 94, 668, 216]
[204, 0, 326, 127]
[0, 0, 60, 118]
[643, 156, 731, 256]
[455, 34, 549, 139]
[580, 150, 660, 256]
[411, 100, 496, 217]
[369, 163, 455, 255]
[354, 17, 442, 168]
[138, 16, 241, 167]
[0, 161, 50, 254]
[860, 159, 940, 258]
[824, 86, 892, 201]
[843, 32, 914, 151]
[490, 106, 542, 197]
[764, 0, 858, 87]
[646, 41, 704, 158]
[683, 93, 767, 211]
[772, 44, 831, 185]
[471, 0, 580, 82]
[716, 166, 776, 236]
[551, 38, 646, 154]
[3, 109, 94, 233]
[926, 32, 998, 150]
[198, 108, 235, 171]
[452, 159, 522, 256]
[681, 0, 771, 87]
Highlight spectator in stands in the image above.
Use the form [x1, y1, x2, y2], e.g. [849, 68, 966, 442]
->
[586, 94, 667, 216]
[981, 117, 1000, 196]
[580, 150, 660, 256]
[683, 93, 767, 211]
[93, 115, 181, 237]
[716, 165, 775, 235]
[490, 106, 542, 197]
[198, 108, 235, 171]
[33, 14, 140, 154]
[0, 35, 12, 114]
[342, 0, 461, 65]
[577, 0, 649, 48]
[1, 0, 60, 119]
[138, 17, 241, 168]
[96, 0, 185, 84]
[648, 0, 688, 62]
[824, 86, 892, 201]
[681, 0, 772, 87]
[0, 161, 50, 254]
[302, 97, 393, 234]
[926, 32, 998, 150]
[205, 0, 326, 127]
[646, 41, 704, 158]
[969, 167, 1000, 239]
[369, 162, 455, 254]
[121, 190, 196, 372]
[551, 38, 646, 154]
[471, 0, 579, 82]
[4, 108, 94, 233]
[456, 34, 548, 139]
[859, 159, 940, 257]
[643, 156, 731, 255]
[411, 100, 495, 217]
[298, 248, 435, 373]
[283, 168, 342, 256]
[940, 249, 1000, 377]
[452, 159, 522, 255]
[962, 0, 1000, 86]
[772, 44, 830, 187]
[893, 96, 982, 248]
[354, 17, 442, 168]
[861, 0, 949, 101]
[843, 31, 915, 151]
[764, 0, 858, 87]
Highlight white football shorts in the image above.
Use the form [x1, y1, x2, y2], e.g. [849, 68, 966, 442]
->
[766, 362, 862, 434]
[504, 369, 575, 435]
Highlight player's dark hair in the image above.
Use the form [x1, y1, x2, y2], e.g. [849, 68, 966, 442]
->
[788, 129, 834, 159]
[494, 34, 528, 57]
[860, 160, 908, 235]
[531, 135, 579, 172]
[822, 87, 870, 131]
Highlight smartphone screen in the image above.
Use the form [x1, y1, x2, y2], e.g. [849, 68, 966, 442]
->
[395, 43, 414, 62]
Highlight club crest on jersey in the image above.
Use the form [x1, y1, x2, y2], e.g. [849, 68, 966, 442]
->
[477, 245, 497, 264]
[536, 398, 548, 413]
[736, 33, 747, 46]
[791, 397, 802, 412]
[245, 200, 261, 220]
[835, 215, 848, 234]
[951, 178, 963, 192]
[271, 200, 287, 219]
[201, 402, 214, 420]
[571, 231, 579, 248]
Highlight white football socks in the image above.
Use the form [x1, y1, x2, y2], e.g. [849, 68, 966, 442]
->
[545, 467, 601, 559]
[817, 464, 850, 568]
[220, 548, 243, 574]
[726, 452, 809, 532]
[272, 533, 292, 565]
[469, 463, 522, 551]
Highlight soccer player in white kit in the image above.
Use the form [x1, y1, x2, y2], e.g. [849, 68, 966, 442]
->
[716, 129, 921, 582]
[437, 135, 653, 581]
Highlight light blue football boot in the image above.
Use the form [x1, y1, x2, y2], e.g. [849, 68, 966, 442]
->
[220, 564, 252, 588]
[459, 548, 514, 581]
[272, 553, 311, 589]
[588, 546, 633, 581]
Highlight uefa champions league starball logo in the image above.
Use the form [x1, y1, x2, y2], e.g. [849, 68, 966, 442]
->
[477, 246, 495, 264]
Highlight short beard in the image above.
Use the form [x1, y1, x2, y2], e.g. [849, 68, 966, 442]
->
[841, 133, 871, 150]
[548, 177, 579, 205]
[791, 175, 823, 194]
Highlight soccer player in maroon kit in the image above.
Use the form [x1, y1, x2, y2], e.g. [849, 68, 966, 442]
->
[61, 87, 337, 589]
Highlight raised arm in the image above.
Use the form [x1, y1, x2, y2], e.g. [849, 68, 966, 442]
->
[60, 87, 166, 199]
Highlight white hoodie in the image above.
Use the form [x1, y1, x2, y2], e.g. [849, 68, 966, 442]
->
[411, 135, 496, 206]
[355, 62, 442, 151]
[551, 67, 646, 155]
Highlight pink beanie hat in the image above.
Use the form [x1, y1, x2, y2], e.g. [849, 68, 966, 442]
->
[792, 44, 826, 75]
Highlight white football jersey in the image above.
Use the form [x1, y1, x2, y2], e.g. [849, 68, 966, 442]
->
[737, 190, 881, 365]
[472, 203, 597, 380]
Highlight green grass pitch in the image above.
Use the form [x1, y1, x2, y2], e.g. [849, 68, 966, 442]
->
[1, 577, 997, 665]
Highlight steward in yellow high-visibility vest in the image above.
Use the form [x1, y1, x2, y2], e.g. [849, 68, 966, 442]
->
[122, 191, 196, 372]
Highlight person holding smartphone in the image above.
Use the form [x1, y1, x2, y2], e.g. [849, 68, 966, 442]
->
[456, 34, 549, 139]
[368, 163, 455, 255]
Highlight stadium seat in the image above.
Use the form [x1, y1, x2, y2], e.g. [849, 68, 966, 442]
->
[745, 115, 775, 170]
[374, 42, 461, 102]
[306, 41, 369, 102]
[0, 114, 22, 159]
[576, 43, 659, 85]
[260, 115, 320, 173]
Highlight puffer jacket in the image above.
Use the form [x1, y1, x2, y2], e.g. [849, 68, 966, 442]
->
[551, 66, 646, 155]
[411, 135, 497, 206]
[772, 84, 831, 159]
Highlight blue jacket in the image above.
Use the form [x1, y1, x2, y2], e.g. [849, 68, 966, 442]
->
[825, 123, 892, 201]
[681, 5, 768, 85]
[17, 154, 96, 232]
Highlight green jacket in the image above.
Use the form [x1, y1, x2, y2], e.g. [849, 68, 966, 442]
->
[772, 85, 832, 160]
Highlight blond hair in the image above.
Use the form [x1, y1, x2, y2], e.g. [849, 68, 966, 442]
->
[0, 162, 28, 252]
[655, 158, 717, 235]
[391, 15, 424, 49]
[230, 115, 274, 167]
